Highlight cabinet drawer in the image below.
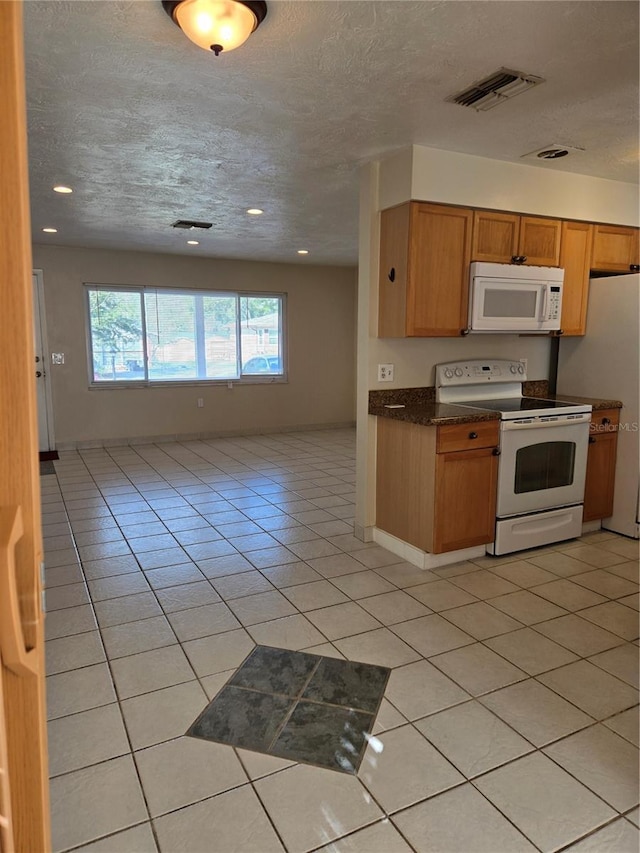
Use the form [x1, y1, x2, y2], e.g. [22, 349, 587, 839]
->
[590, 408, 619, 433]
[437, 421, 499, 453]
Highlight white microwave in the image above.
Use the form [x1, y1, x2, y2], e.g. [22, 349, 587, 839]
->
[469, 262, 564, 333]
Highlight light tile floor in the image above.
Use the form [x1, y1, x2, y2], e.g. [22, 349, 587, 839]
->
[40, 428, 639, 853]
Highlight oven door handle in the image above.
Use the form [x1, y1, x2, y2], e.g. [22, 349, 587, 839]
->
[502, 414, 592, 431]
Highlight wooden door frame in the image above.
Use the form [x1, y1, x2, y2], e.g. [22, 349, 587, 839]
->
[0, 2, 51, 850]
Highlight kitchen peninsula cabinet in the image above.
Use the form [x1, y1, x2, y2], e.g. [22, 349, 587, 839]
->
[583, 408, 619, 522]
[591, 225, 640, 273]
[378, 202, 473, 337]
[558, 221, 593, 336]
[471, 210, 562, 267]
[376, 417, 499, 553]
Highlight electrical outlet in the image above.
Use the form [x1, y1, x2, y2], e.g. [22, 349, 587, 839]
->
[378, 363, 394, 382]
[51, 353, 65, 364]
[197, 398, 204, 408]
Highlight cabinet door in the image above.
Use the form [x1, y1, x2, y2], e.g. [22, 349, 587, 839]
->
[583, 432, 618, 521]
[407, 203, 473, 337]
[378, 203, 411, 337]
[591, 225, 640, 272]
[433, 447, 498, 553]
[471, 211, 520, 263]
[518, 217, 562, 266]
[559, 221, 593, 336]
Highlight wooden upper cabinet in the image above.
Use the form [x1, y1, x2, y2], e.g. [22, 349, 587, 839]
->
[378, 202, 473, 337]
[518, 216, 562, 266]
[471, 211, 519, 263]
[558, 221, 593, 336]
[471, 211, 561, 266]
[591, 224, 640, 272]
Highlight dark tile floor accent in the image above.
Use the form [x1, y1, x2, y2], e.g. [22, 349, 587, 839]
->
[40, 459, 56, 475]
[187, 645, 390, 774]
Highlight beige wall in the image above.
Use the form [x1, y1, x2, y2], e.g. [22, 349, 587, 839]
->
[32, 245, 357, 446]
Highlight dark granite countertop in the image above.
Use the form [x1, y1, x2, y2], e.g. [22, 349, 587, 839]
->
[550, 394, 623, 411]
[368, 400, 500, 426]
[369, 383, 623, 426]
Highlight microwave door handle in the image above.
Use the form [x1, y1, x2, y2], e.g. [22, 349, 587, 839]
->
[540, 285, 549, 321]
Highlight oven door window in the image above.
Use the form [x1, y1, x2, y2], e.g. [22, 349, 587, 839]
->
[514, 441, 576, 494]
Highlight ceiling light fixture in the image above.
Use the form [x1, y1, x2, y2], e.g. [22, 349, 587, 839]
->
[187, 240, 199, 245]
[162, 0, 267, 56]
[246, 208, 263, 215]
[53, 185, 73, 194]
[42, 227, 58, 233]
[297, 249, 309, 255]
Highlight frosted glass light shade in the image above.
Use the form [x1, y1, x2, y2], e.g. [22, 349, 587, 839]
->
[174, 0, 258, 53]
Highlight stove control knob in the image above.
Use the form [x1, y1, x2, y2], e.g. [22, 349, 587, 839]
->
[454, 368, 463, 377]
[510, 365, 517, 374]
[444, 369, 453, 379]
[518, 364, 524, 374]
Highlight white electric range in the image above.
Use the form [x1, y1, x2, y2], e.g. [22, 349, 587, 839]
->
[436, 359, 592, 555]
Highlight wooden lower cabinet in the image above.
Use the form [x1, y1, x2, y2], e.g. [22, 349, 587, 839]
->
[583, 409, 619, 522]
[433, 446, 498, 553]
[376, 417, 499, 554]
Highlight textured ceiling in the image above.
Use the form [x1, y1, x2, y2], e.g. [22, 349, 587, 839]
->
[24, 0, 639, 265]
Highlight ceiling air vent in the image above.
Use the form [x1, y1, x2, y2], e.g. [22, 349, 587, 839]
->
[447, 68, 545, 112]
[172, 220, 212, 230]
[522, 144, 585, 161]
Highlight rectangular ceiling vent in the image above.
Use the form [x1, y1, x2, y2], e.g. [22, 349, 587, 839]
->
[172, 220, 212, 230]
[447, 68, 545, 112]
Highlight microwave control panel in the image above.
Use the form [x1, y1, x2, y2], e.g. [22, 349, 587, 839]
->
[548, 286, 561, 320]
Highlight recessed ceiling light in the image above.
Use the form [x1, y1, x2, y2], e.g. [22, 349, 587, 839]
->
[187, 240, 199, 245]
[42, 227, 58, 233]
[53, 185, 73, 194]
[247, 208, 263, 215]
[297, 249, 309, 255]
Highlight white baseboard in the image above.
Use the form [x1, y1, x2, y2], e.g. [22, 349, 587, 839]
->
[581, 520, 602, 534]
[372, 527, 485, 570]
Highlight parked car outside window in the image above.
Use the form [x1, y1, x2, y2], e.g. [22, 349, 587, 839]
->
[242, 356, 282, 375]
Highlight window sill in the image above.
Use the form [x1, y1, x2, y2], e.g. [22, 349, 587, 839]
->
[88, 377, 288, 390]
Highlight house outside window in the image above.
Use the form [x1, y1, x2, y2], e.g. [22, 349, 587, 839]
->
[86, 285, 285, 385]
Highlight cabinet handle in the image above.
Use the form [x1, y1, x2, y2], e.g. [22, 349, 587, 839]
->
[630, 264, 639, 272]
[468, 431, 478, 439]
[388, 267, 396, 283]
[511, 255, 527, 264]
[557, 329, 564, 336]
[602, 417, 611, 426]
[492, 447, 501, 456]
[589, 436, 596, 444]
[460, 328, 470, 336]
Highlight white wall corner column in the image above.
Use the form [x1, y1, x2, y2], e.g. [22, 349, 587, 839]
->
[354, 161, 381, 541]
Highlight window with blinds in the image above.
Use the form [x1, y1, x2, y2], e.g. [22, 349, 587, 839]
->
[86, 286, 285, 385]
